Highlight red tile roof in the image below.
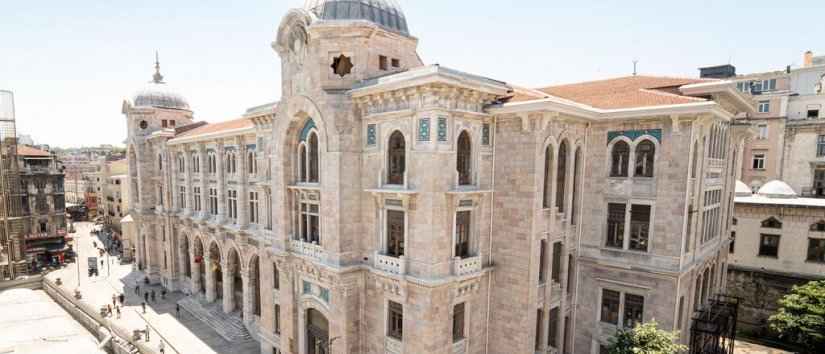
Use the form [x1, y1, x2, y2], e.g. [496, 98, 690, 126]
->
[17, 145, 50, 157]
[174, 117, 254, 139]
[508, 75, 714, 109]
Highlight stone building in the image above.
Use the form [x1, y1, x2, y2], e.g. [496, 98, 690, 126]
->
[727, 180, 825, 333]
[124, 1, 754, 353]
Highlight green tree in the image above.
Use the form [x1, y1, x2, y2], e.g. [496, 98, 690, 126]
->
[607, 321, 688, 354]
[769, 280, 825, 353]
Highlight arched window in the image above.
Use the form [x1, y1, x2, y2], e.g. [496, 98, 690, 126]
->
[556, 141, 567, 211]
[387, 131, 406, 185]
[690, 141, 698, 178]
[457, 131, 472, 185]
[308, 132, 319, 183]
[634, 140, 655, 177]
[298, 144, 307, 182]
[192, 155, 200, 173]
[542, 145, 554, 209]
[208, 153, 216, 174]
[761, 217, 782, 229]
[571, 147, 581, 224]
[810, 220, 825, 232]
[610, 141, 630, 177]
[226, 152, 236, 174]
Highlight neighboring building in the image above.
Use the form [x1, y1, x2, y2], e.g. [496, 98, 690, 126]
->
[125, 2, 754, 354]
[728, 180, 825, 333]
[0, 89, 26, 279]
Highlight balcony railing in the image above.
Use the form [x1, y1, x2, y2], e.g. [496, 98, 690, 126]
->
[374, 252, 406, 275]
[453, 255, 482, 276]
[452, 339, 467, 354]
[385, 336, 403, 354]
[288, 239, 325, 261]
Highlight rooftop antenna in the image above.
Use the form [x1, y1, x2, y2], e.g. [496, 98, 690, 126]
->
[152, 51, 164, 84]
[633, 59, 639, 76]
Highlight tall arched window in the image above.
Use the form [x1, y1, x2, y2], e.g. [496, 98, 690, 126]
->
[634, 140, 655, 177]
[571, 147, 581, 224]
[457, 131, 472, 185]
[297, 120, 320, 183]
[387, 131, 406, 185]
[556, 141, 568, 211]
[610, 141, 630, 177]
[247, 151, 257, 175]
[192, 155, 200, 173]
[298, 144, 307, 182]
[690, 141, 698, 178]
[308, 132, 319, 183]
[208, 153, 216, 174]
[542, 145, 554, 209]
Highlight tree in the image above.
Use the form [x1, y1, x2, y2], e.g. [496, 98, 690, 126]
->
[769, 280, 825, 353]
[607, 321, 688, 354]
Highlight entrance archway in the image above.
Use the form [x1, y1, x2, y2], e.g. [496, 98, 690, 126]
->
[306, 308, 329, 354]
[226, 248, 242, 312]
[181, 234, 191, 278]
[193, 237, 205, 295]
[249, 255, 261, 317]
[209, 242, 223, 300]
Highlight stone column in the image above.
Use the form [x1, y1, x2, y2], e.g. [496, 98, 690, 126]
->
[205, 253, 216, 302]
[241, 272, 252, 321]
[190, 246, 200, 296]
[238, 142, 249, 228]
[222, 258, 235, 313]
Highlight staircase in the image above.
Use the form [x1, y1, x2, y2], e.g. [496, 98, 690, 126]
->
[178, 296, 252, 342]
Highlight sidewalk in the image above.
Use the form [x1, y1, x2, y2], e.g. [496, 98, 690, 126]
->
[46, 222, 258, 354]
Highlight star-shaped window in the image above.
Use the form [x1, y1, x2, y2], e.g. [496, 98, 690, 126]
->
[331, 54, 353, 78]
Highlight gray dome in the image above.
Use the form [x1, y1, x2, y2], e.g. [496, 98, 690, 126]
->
[133, 83, 190, 110]
[304, 0, 409, 36]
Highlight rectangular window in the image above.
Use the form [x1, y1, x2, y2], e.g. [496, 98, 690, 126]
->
[629, 204, 651, 252]
[758, 234, 780, 257]
[809, 109, 821, 119]
[388, 301, 403, 340]
[566, 254, 575, 291]
[535, 309, 543, 350]
[758, 124, 768, 139]
[677, 296, 685, 330]
[249, 191, 259, 224]
[600, 289, 620, 325]
[807, 238, 825, 263]
[386, 210, 405, 257]
[452, 303, 465, 342]
[274, 304, 280, 335]
[193, 187, 201, 211]
[299, 201, 320, 244]
[455, 210, 471, 258]
[379, 55, 388, 70]
[178, 186, 186, 209]
[161, 119, 168, 128]
[547, 307, 559, 349]
[227, 190, 238, 220]
[752, 154, 765, 170]
[273, 263, 280, 290]
[606, 203, 626, 248]
[209, 188, 218, 215]
[758, 101, 770, 113]
[538, 240, 547, 284]
[551, 242, 562, 283]
[729, 232, 736, 253]
[623, 293, 644, 328]
[391, 58, 400, 68]
[817, 135, 825, 157]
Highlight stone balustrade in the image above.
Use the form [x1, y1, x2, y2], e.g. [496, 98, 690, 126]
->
[287, 239, 326, 261]
[374, 252, 406, 275]
[452, 339, 467, 354]
[452, 255, 482, 276]
[385, 336, 403, 354]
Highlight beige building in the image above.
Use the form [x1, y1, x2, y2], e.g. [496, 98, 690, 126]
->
[728, 180, 825, 332]
[124, 1, 755, 353]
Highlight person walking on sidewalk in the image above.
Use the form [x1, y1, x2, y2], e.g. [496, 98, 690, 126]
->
[141, 302, 146, 314]
[134, 284, 140, 295]
[151, 290, 156, 302]
[161, 289, 166, 299]
[119, 293, 125, 305]
[116, 306, 121, 319]
[144, 291, 149, 303]
[112, 294, 117, 307]
[145, 325, 150, 342]
[158, 340, 165, 354]
[175, 303, 180, 318]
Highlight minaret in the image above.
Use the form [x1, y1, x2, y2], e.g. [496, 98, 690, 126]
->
[152, 51, 164, 84]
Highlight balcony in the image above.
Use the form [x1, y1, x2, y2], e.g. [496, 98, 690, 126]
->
[385, 336, 403, 354]
[452, 339, 467, 354]
[287, 239, 325, 262]
[452, 255, 482, 276]
[374, 252, 406, 275]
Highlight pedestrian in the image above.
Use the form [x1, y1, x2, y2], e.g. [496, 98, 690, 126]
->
[119, 293, 125, 305]
[158, 340, 165, 354]
[144, 292, 148, 303]
[151, 290, 156, 302]
[107, 304, 112, 316]
[116, 306, 121, 319]
[161, 289, 166, 299]
[145, 325, 150, 342]
[141, 301, 146, 314]
[100, 259, 104, 267]
[135, 284, 140, 295]
[112, 294, 117, 307]
[175, 303, 180, 318]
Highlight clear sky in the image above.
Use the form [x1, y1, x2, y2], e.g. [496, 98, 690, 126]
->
[1, 0, 822, 148]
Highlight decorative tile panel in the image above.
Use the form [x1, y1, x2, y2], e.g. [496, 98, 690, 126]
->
[366, 124, 377, 146]
[437, 117, 448, 142]
[606, 129, 662, 144]
[418, 118, 430, 141]
[300, 119, 316, 142]
[319, 287, 330, 303]
[302, 280, 312, 295]
[482, 123, 491, 145]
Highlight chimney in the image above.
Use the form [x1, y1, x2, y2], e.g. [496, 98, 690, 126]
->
[804, 50, 814, 68]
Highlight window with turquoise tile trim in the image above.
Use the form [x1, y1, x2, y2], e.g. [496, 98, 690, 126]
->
[437, 117, 448, 142]
[320, 287, 330, 302]
[418, 118, 430, 141]
[366, 124, 377, 146]
[606, 129, 662, 144]
[302, 280, 312, 295]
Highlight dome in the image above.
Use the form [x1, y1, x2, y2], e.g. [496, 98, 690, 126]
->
[304, 0, 409, 36]
[757, 180, 797, 198]
[132, 55, 190, 111]
[735, 180, 752, 197]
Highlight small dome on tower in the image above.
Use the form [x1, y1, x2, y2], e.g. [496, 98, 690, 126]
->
[132, 54, 190, 111]
[757, 180, 797, 198]
[735, 180, 752, 197]
[304, 0, 409, 36]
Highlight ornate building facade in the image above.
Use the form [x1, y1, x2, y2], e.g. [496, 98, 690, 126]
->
[124, 1, 755, 353]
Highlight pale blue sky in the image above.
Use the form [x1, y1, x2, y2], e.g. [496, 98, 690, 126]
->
[1, 0, 822, 147]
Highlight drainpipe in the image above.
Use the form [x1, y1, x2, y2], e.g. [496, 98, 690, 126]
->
[484, 116, 497, 354]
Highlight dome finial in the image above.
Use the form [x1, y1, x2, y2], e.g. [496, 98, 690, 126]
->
[152, 51, 165, 84]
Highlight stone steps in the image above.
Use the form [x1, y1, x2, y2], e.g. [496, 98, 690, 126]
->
[177, 296, 252, 342]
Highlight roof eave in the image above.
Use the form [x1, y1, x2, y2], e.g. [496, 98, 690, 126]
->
[167, 126, 256, 146]
[491, 97, 722, 121]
